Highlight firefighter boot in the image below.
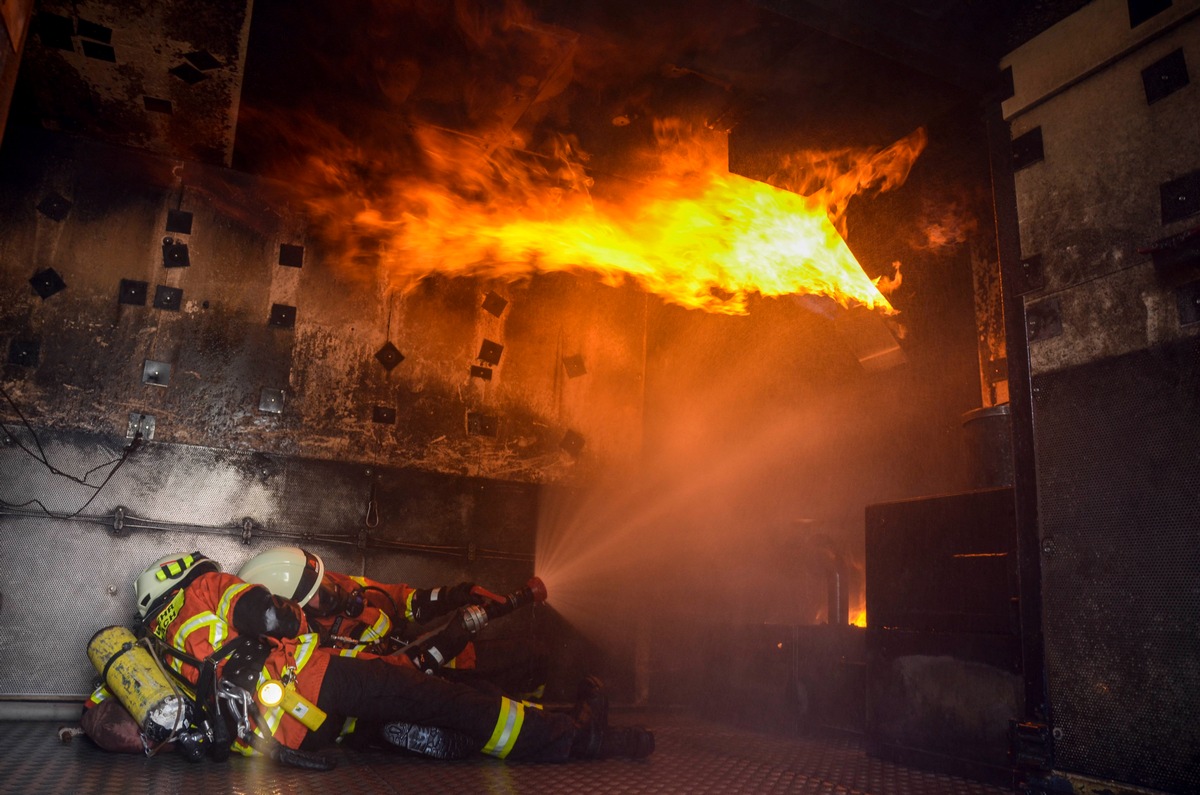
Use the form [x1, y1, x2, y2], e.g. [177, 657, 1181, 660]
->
[382, 722, 476, 760]
[568, 675, 609, 759]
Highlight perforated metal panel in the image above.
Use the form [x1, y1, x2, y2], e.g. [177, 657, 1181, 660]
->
[0, 711, 1011, 795]
[0, 430, 540, 699]
[1034, 339, 1200, 793]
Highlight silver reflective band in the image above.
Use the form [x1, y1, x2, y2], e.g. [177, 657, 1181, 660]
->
[430, 588, 442, 602]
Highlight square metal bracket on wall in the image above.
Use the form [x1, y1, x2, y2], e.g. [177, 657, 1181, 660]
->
[1160, 170, 1200, 225]
[154, 285, 183, 311]
[1142, 48, 1189, 105]
[481, 291, 508, 316]
[1175, 281, 1200, 326]
[126, 412, 156, 441]
[118, 279, 148, 306]
[1026, 298, 1063, 342]
[279, 244, 304, 268]
[268, 304, 297, 328]
[30, 268, 66, 299]
[36, 192, 72, 221]
[142, 359, 172, 387]
[7, 339, 40, 367]
[1016, 255, 1045, 294]
[259, 388, 285, 414]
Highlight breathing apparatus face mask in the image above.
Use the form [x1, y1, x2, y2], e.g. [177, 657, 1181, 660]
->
[307, 579, 347, 618]
[306, 578, 366, 619]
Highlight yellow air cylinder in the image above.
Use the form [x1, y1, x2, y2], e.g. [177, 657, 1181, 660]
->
[87, 625, 187, 743]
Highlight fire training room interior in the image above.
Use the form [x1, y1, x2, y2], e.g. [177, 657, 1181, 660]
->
[0, 0, 1198, 793]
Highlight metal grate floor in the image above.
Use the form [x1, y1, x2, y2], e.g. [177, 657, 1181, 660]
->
[0, 710, 1013, 795]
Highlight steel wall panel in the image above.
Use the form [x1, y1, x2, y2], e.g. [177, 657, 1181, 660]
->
[1034, 338, 1200, 793]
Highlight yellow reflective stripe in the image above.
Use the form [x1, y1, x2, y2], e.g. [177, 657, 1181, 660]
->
[359, 612, 390, 643]
[217, 582, 252, 620]
[404, 590, 417, 621]
[293, 633, 319, 670]
[173, 612, 224, 652]
[482, 697, 525, 759]
[521, 700, 543, 710]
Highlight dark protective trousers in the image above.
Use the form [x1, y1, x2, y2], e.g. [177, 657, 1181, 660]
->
[301, 655, 577, 761]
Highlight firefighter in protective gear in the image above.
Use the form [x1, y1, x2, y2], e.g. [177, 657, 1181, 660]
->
[137, 551, 654, 761]
[237, 547, 481, 670]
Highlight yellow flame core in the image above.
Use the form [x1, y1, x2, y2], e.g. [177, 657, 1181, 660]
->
[303, 121, 924, 315]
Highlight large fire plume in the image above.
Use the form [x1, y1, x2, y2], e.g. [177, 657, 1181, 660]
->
[298, 118, 925, 315]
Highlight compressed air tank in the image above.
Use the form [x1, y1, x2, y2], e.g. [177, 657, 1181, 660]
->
[87, 625, 187, 743]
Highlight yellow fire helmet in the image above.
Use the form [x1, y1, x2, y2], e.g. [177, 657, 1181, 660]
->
[236, 546, 324, 607]
[134, 551, 219, 617]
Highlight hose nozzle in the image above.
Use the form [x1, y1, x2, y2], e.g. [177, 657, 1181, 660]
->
[460, 576, 549, 633]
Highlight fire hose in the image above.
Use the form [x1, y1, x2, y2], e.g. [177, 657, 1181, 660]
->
[404, 577, 547, 674]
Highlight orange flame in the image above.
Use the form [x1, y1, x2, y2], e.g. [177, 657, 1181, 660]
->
[298, 118, 925, 315]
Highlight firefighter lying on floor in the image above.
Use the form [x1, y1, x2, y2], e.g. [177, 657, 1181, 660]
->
[81, 551, 653, 766]
[236, 547, 482, 674]
[234, 546, 548, 699]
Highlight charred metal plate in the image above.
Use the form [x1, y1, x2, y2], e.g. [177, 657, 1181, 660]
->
[141, 359, 171, 387]
[259, 387, 285, 414]
[29, 267, 66, 299]
[7, 339, 40, 367]
[562, 354, 587, 378]
[469, 365, 493, 380]
[80, 40, 115, 62]
[1176, 280, 1200, 326]
[372, 405, 396, 424]
[268, 303, 297, 328]
[143, 96, 172, 114]
[1146, 225, 1200, 283]
[153, 284, 183, 311]
[1160, 170, 1200, 225]
[36, 191, 72, 221]
[126, 412, 156, 442]
[169, 62, 207, 84]
[165, 209, 193, 234]
[1142, 48, 1189, 105]
[1015, 254, 1045, 294]
[1011, 127, 1044, 172]
[161, 238, 190, 268]
[76, 18, 112, 43]
[477, 339, 504, 365]
[466, 412, 498, 436]
[375, 341, 404, 370]
[34, 12, 75, 51]
[279, 243, 304, 268]
[117, 278, 148, 306]
[1025, 298, 1062, 342]
[185, 50, 223, 71]
[1129, 0, 1172, 28]
[560, 429, 585, 456]
[481, 291, 508, 316]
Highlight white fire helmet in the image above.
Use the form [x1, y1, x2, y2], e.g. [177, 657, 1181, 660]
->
[134, 551, 219, 617]
[237, 546, 325, 607]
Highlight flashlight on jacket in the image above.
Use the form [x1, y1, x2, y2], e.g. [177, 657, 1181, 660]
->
[257, 679, 327, 732]
[460, 576, 547, 633]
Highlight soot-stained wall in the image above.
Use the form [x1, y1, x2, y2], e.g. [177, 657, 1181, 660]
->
[0, 126, 649, 484]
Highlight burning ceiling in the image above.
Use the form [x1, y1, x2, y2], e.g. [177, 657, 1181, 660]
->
[12, 0, 965, 317]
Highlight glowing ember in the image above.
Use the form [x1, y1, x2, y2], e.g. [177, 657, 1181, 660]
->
[298, 119, 925, 315]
